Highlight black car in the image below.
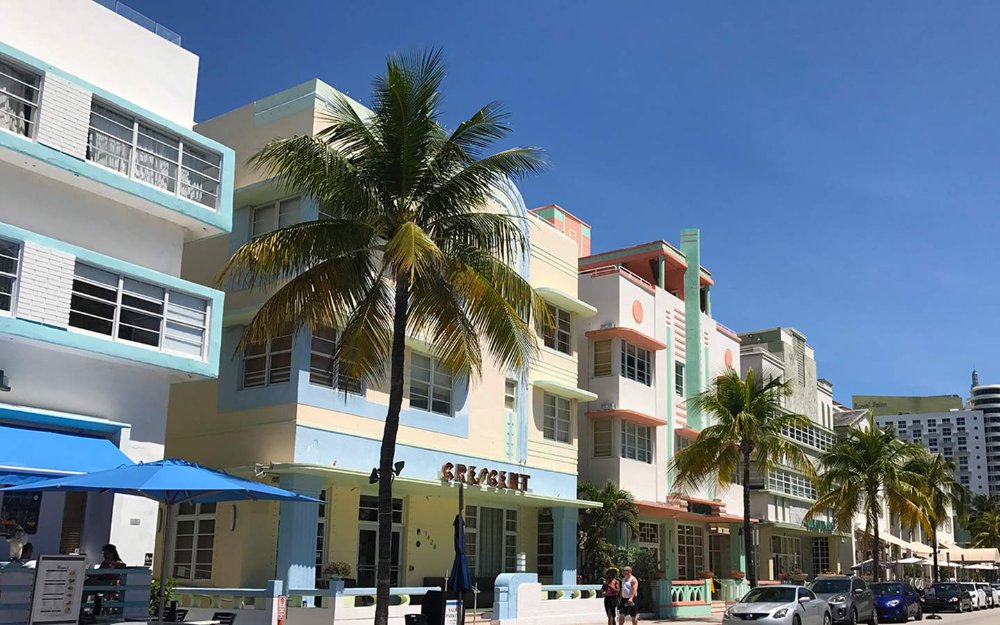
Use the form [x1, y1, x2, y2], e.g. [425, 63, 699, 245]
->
[924, 582, 973, 613]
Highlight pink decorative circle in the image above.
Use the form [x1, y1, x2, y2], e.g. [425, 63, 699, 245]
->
[724, 348, 733, 368]
[632, 300, 643, 323]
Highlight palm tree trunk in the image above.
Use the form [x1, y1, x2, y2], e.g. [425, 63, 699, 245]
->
[932, 526, 939, 583]
[374, 274, 410, 625]
[743, 449, 755, 588]
[872, 515, 881, 583]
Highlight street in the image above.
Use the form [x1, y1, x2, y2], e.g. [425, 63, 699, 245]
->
[635, 607, 1000, 625]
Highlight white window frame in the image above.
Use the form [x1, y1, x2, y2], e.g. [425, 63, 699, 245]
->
[242, 330, 293, 388]
[593, 339, 613, 377]
[464, 505, 519, 577]
[251, 196, 300, 237]
[357, 495, 403, 587]
[68, 262, 210, 359]
[409, 353, 454, 415]
[677, 524, 705, 579]
[767, 469, 817, 500]
[622, 421, 652, 463]
[593, 419, 613, 458]
[172, 502, 215, 581]
[0, 56, 41, 139]
[543, 305, 571, 354]
[543, 393, 571, 443]
[621, 341, 651, 385]
[504, 378, 518, 412]
[537, 508, 554, 583]
[674, 361, 685, 396]
[0, 238, 21, 314]
[309, 326, 363, 394]
[638, 522, 660, 559]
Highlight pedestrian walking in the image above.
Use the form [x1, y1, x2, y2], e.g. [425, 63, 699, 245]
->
[601, 568, 620, 625]
[618, 565, 639, 625]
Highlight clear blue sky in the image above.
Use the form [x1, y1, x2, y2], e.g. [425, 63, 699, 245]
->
[129, 1, 1000, 403]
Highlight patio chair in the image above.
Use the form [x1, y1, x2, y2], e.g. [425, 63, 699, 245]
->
[170, 608, 188, 622]
[211, 612, 237, 625]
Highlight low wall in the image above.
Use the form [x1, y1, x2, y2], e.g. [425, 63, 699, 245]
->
[494, 573, 604, 625]
[653, 579, 714, 619]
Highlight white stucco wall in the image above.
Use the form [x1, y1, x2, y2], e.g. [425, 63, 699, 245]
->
[0, 0, 199, 127]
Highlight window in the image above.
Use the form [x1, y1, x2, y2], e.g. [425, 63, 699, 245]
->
[87, 101, 221, 208]
[811, 537, 830, 575]
[0, 238, 19, 312]
[315, 490, 328, 599]
[543, 393, 571, 443]
[771, 535, 802, 578]
[593, 419, 612, 457]
[464, 506, 518, 578]
[638, 522, 660, 559]
[677, 524, 705, 579]
[781, 423, 834, 452]
[309, 327, 362, 394]
[621, 342, 652, 385]
[675, 433, 692, 452]
[409, 353, 453, 415]
[622, 421, 652, 463]
[242, 330, 293, 388]
[543, 305, 571, 354]
[0, 58, 40, 137]
[251, 197, 300, 237]
[593, 339, 612, 377]
[537, 509, 554, 583]
[357, 496, 402, 587]
[767, 469, 817, 500]
[505, 379, 518, 412]
[674, 361, 685, 396]
[173, 502, 215, 580]
[69, 263, 209, 357]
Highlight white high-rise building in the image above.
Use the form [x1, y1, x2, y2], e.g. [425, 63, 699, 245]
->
[0, 0, 232, 566]
[968, 372, 1000, 495]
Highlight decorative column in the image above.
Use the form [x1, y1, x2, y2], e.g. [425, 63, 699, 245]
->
[275, 473, 323, 605]
[680, 229, 704, 430]
[551, 507, 578, 584]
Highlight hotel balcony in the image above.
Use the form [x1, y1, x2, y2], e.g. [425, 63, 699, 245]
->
[0, 42, 233, 238]
[0, 222, 223, 377]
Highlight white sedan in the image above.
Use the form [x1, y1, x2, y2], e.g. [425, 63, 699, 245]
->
[723, 585, 832, 625]
[960, 582, 987, 610]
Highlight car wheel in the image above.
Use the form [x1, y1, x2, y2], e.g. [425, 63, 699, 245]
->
[850, 607, 858, 625]
[915, 604, 922, 621]
[869, 606, 878, 625]
[957, 601, 963, 613]
[793, 615, 801, 625]
[824, 612, 832, 625]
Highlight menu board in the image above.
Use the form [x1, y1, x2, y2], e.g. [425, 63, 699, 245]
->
[29, 555, 86, 625]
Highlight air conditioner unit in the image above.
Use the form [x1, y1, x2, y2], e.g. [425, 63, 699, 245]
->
[601, 402, 616, 411]
[600, 321, 614, 329]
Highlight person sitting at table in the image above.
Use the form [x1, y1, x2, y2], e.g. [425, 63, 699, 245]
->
[84, 544, 127, 618]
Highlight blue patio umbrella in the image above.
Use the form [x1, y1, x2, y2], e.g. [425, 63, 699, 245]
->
[0, 458, 321, 623]
[447, 513, 473, 593]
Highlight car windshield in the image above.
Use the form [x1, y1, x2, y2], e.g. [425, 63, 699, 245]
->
[932, 583, 961, 595]
[961, 583, 976, 590]
[872, 583, 903, 596]
[811, 579, 851, 594]
[743, 587, 796, 604]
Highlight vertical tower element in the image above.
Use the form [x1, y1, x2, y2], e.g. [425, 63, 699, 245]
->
[681, 229, 704, 430]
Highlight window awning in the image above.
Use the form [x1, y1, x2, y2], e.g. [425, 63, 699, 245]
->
[0, 425, 133, 485]
[536, 287, 597, 318]
[532, 379, 598, 402]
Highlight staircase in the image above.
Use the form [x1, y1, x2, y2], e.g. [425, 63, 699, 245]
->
[711, 600, 730, 615]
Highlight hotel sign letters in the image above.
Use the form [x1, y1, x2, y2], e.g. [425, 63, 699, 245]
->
[441, 462, 530, 492]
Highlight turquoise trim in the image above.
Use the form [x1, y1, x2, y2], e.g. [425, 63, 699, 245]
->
[0, 402, 128, 434]
[0, 222, 223, 378]
[681, 229, 703, 430]
[0, 41, 234, 234]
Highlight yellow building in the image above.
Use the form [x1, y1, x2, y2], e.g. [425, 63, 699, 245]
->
[164, 80, 598, 599]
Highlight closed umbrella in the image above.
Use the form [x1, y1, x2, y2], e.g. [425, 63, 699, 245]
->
[0, 458, 320, 623]
[447, 514, 473, 593]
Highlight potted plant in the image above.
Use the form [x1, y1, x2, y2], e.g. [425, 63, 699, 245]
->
[731, 570, 745, 580]
[321, 561, 353, 587]
[698, 569, 715, 579]
[789, 568, 807, 582]
[654, 569, 665, 580]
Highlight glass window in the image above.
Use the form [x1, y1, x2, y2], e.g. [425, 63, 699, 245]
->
[593, 419, 612, 457]
[242, 329, 293, 388]
[674, 361, 685, 396]
[0, 238, 20, 312]
[69, 262, 208, 357]
[537, 509, 554, 583]
[251, 197, 300, 237]
[621, 342, 652, 385]
[409, 353, 453, 415]
[0, 57, 41, 137]
[811, 537, 830, 575]
[504, 379, 518, 412]
[622, 421, 652, 463]
[172, 503, 215, 581]
[87, 100, 221, 208]
[771, 535, 802, 578]
[543, 393, 571, 443]
[677, 524, 705, 579]
[357, 496, 402, 587]
[638, 522, 660, 559]
[309, 326, 363, 394]
[593, 339, 612, 377]
[767, 469, 817, 500]
[543, 305, 571, 354]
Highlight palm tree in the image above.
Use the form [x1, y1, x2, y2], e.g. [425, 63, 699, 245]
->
[671, 367, 815, 587]
[971, 510, 1000, 549]
[806, 417, 927, 582]
[577, 480, 640, 581]
[219, 51, 546, 625]
[905, 450, 965, 582]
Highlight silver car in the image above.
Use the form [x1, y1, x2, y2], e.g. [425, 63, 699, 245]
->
[961, 582, 987, 609]
[809, 576, 878, 625]
[723, 585, 832, 625]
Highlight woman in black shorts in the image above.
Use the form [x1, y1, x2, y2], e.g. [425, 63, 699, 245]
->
[601, 568, 620, 625]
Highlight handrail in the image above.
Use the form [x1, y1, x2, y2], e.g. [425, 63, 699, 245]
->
[174, 587, 271, 598]
[580, 264, 655, 289]
[93, 0, 182, 46]
[540, 584, 601, 591]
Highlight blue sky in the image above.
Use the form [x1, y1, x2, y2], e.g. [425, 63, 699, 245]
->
[129, 1, 1000, 403]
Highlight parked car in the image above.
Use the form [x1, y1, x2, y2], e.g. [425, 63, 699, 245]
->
[870, 581, 922, 622]
[991, 583, 1000, 605]
[924, 582, 972, 613]
[722, 585, 833, 625]
[960, 582, 987, 610]
[809, 575, 878, 625]
[975, 582, 995, 608]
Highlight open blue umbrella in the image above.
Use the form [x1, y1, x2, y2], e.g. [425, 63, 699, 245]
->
[447, 514, 473, 593]
[0, 458, 320, 623]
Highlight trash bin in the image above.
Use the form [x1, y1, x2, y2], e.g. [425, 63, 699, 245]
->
[405, 615, 429, 625]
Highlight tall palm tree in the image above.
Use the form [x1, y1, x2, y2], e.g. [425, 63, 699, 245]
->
[671, 367, 815, 587]
[220, 50, 546, 625]
[905, 450, 965, 582]
[577, 480, 640, 581]
[806, 417, 927, 582]
[970, 510, 1000, 549]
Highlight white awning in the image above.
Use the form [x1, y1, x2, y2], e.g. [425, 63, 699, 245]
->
[536, 287, 597, 318]
[532, 379, 598, 401]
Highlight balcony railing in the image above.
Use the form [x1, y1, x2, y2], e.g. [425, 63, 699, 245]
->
[94, 0, 182, 46]
[0, 58, 40, 138]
